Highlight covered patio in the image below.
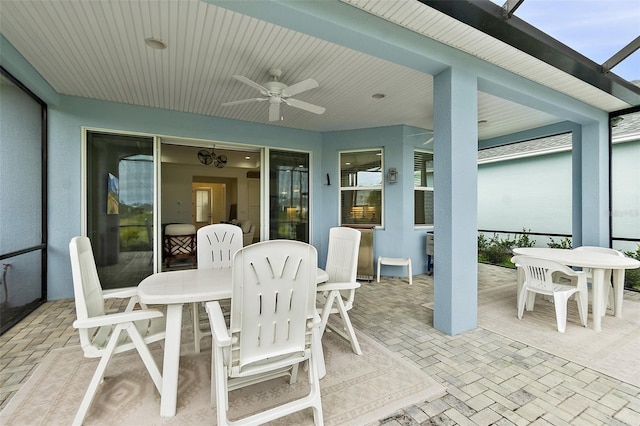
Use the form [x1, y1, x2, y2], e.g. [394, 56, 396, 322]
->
[2, 264, 639, 424]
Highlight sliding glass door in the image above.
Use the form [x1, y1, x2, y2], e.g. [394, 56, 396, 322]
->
[86, 131, 154, 290]
[268, 149, 310, 242]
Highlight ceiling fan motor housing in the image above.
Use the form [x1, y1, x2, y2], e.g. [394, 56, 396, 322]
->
[264, 81, 287, 96]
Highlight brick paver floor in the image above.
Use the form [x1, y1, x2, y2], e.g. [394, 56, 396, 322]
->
[1, 263, 639, 425]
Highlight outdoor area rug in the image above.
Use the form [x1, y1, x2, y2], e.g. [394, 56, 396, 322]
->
[0, 328, 445, 425]
[475, 283, 640, 387]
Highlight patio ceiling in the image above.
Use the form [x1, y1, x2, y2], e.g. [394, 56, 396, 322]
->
[1, 0, 637, 141]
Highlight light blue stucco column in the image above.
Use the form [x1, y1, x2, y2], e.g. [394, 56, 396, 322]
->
[579, 119, 610, 246]
[433, 68, 478, 335]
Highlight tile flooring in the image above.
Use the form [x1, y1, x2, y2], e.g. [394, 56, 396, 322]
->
[1, 264, 639, 425]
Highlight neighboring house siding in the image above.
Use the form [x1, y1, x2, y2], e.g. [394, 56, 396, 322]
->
[612, 139, 640, 252]
[477, 133, 640, 251]
[478, 151, 572, 239]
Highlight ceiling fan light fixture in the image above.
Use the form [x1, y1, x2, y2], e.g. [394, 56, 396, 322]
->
[145, 37, 167, 50]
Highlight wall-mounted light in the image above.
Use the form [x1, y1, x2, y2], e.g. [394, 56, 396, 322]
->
[387, 167, 398, 183]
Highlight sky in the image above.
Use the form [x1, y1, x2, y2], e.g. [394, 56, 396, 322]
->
[491, 0, 640, 83]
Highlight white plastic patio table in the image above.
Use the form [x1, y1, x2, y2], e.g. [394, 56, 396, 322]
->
[511, 247, 640, 332]
[138, 266, 330, 418]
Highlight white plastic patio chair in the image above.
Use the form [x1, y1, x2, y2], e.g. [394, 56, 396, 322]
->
[192, 223, 242, 353]
[69, 236, 165, 425]
[573, 246, 625, 314]
[316, 226, 362, 355]
[511, 255, 588, 333]
[205, 240, 323, 426]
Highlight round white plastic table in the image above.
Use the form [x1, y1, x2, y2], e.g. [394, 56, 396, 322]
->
[512, 247, 639, 332]
[138, 267, 329, 418]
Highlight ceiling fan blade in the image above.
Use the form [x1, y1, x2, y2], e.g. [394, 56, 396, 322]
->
[221, 97, 268, 107]
[269, 101, 280, 121]
[232, 75, 269, 95]
[284, 98, 326, 115]
[281, 78, 319, 97]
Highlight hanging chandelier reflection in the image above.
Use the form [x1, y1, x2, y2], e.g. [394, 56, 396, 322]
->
[197, 147, 228, 168]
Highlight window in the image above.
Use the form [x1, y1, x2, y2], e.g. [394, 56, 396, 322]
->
[414, 150, 434, 226]
[340, 149, 383, 226]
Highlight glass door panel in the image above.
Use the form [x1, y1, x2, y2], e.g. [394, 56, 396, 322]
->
[268, 150, 309, 242]
[86, 131, 154, 290]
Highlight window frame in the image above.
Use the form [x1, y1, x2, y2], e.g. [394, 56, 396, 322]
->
[338, 148, 384, 228]
[414, 149, 434, 227]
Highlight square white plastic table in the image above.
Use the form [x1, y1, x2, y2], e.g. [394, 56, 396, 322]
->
[512, 247, 640, 331]
[138, 267, 330, 418]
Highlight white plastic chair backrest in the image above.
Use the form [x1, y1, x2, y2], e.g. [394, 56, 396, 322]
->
[325, 227, 361, 283]
[512, 255, 575, 292]
[573, 246, 624, 275]
[69, 236, 106, 350]
[197, 224, 243, 269]
[229, 240, 318, 375]
[573, 246, 624, 257]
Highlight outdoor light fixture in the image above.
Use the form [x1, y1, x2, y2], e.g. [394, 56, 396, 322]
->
[387, 167, 398, 183]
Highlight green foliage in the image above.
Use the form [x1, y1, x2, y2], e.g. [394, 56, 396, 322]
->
[547, 237, 572, 249]
[477, 228, 536, 268]
[623, 244, 640, 291]
[119, 203, 153, 252]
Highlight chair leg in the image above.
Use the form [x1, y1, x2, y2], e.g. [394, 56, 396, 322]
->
[126, 324, 163, 393]
[517, 287, 527, 319]
[552, 293, 569, 333]
[318, 292, 338, 337]
[525, 291, 536, 311]
[407, 260, 412, 285]
[332, 294, 362, 355]
[73, 325, 126, 426]
[376, 257, 381, 283]
[575, 292, 587, 327]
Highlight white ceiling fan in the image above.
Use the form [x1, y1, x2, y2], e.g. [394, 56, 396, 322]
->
[222, 68, 326, 121]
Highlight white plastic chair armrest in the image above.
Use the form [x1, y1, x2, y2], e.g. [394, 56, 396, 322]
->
[206, 301, 232, 347]
[102, 287, 139, 299]
[73, 309, 164, 329]
[316, 281, 361, 292]
[308, 312, 322, 329]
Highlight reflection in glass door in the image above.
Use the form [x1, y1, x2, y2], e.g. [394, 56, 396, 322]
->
[269, 150, 309, 242]
[86, 131, 154, 290]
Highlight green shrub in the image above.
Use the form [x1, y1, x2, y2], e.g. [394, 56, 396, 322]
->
[477, 228, 536, 268]
[547, 237, 572, 249]
[624, 245, 640, 291]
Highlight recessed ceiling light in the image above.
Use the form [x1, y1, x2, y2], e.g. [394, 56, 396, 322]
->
[145, 37, 167, 50]
[245, 156, 251, 160]
[372, 93, 386, 99]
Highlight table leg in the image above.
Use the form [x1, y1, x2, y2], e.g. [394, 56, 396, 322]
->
[516, 266, 523, 303]
[160, 304, 183, 417]
[612, 268, 625, 318]
[591, 269, 605, 332]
